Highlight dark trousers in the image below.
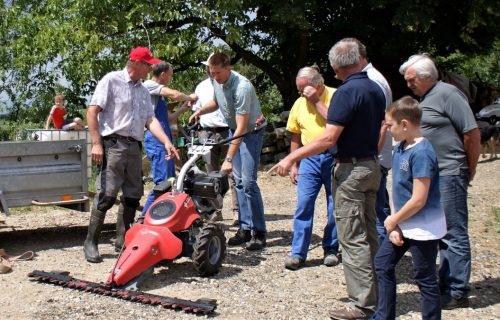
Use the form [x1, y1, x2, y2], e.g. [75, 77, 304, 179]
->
[375, 166, 391, 243]
[372, 236, 441, 320]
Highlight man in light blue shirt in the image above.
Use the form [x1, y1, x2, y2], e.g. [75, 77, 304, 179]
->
[190, 53, 266, 251]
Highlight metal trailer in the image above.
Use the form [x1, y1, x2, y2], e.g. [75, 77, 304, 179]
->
[0, 129, 90, 215]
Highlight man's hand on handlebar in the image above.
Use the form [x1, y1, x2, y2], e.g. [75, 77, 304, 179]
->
[188, 110, 201, 124]
[221, 160, 233, 174]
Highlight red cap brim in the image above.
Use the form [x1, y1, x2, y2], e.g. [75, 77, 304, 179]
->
[144, 57, 162, 65]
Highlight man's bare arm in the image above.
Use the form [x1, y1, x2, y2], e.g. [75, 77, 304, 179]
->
[87, 105, 104, 164]
[463, 128, 481, 181]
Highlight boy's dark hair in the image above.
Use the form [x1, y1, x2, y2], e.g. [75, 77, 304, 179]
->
[151, 61, 173, 77]
[386, 96, 422, 125]
[208, 52, 231, 67]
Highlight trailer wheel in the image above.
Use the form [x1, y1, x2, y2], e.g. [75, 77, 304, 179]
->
[192, 223, 226, 276]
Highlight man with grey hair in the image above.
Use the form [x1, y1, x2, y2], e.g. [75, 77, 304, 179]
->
[270, 38, 385, 319]
[399, 54, 480, 309]
[283, 66, 339, 270]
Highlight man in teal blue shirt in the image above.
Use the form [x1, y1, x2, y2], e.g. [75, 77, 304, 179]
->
[190, 53, 266, 251]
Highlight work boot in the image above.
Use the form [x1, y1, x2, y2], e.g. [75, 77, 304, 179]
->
[323, 251, 340, 267]
[227, 229, 251, 246]
[246, 231, 266, 251]
[84, 208, 106, 263]
[441, 295, 470, 310]
[284, 256, 305, 270]
[115, 205, 136, 252]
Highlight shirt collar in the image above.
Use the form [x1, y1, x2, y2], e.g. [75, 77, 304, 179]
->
[420, 81, 439, 102]
[122, 67, 142, 85]
[342, 71, 368, 84]
[362, 63, 373, 72]
[222, 71, 236, 89]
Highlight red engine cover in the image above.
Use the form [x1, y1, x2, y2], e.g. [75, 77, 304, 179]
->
[143, 192, 199, 232]
[107, 224, 183, 286]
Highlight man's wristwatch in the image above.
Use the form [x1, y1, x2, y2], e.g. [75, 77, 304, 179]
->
[225, 156, 233, 163]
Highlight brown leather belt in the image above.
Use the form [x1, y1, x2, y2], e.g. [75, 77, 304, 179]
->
[336, 155, 377, 163]
[200, 127, 229, 133]
[104, 134, 137, 142]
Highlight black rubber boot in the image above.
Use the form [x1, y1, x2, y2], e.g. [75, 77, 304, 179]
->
[115, 205, 136, 252]
[84, 208, 106, 263]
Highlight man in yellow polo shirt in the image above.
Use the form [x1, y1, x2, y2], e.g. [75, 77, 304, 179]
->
[284, 66, 339, 270]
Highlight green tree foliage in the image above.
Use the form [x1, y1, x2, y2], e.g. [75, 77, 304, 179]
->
[436, 40, 500, 87]
[1, 0, 498, 124]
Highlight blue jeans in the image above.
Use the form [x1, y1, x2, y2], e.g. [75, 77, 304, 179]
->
[141, 142, 175, 215]
[438, 171, 471, 299]
[291, 153, 338, 260]
[231, 129, 266, 232]
[375, 166, 391, 243]
[372, 236, 441, 320]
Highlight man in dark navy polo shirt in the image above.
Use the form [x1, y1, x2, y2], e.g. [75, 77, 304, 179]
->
[270, 38, 385, 319]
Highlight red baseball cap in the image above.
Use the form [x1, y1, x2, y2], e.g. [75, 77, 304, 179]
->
[129, 46, 161, 65]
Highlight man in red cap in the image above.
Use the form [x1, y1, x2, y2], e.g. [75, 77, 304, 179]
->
[84, 46, 179, 263]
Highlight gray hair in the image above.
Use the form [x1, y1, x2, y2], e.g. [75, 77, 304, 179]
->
[296, 66, 324, 86]
[399, 54, 438, 80]
[152, 61, 173, 77]
[342, 37, 367, 58]
[328, 38, 361, 69]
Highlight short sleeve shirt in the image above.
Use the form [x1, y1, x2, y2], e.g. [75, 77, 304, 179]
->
[213, 71, 262, 130]
[363, 63, 394, 169]
[287, 86, 336, 145]
[420, 81, 478, 175]
[193, 78, 228, 128]
[143, 79, 172, 143]
[90, 68, 154, 141]
[50, 105, 66, 129]
[326, 72, 385, 157]
[392, 138, 447, 240]
[143, 79, 164, 112]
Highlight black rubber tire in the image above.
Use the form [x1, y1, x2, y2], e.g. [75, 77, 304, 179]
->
[192, 223, 226, 276]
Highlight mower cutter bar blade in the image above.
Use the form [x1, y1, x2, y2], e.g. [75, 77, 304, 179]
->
[28, 270, 217, 315]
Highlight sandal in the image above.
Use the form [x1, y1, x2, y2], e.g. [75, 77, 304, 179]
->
[0, 257, 11, 273]
[0, 249, 36, 274]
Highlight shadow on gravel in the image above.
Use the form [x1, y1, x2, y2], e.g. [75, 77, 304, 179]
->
[477, 157, 499, 164]
[396, 277, 500, 316]
[255, 229, 321, 249]
[137, 250, 269, 291]
[263, 213, 293, 222]
[0, 224, 116, 253]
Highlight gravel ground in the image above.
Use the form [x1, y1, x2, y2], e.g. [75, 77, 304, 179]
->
[0, 158, 499, 320]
